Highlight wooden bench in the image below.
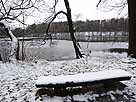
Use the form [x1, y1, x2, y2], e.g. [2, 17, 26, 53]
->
[35, 69, 132, 88]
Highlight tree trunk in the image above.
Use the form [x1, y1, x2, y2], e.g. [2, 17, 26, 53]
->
[64, 0, 83, 59]
[5, 27, 19, 61]
[16, 42, 20, 60]
[128, 0, 136, 58]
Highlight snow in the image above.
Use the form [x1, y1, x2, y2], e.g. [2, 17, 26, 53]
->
[0, 51, 136, 101]
[36, 69, 132, 85]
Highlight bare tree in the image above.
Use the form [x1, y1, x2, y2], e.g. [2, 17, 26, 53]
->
[0, 0, 83, 60]
[0, 22, 18, 62]
[0, 0, 39, 62]
[45, 0, 83, 59]
[0, 0, 39, 23]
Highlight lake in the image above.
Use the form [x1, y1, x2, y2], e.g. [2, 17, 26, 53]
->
[22, 40, 128, 61]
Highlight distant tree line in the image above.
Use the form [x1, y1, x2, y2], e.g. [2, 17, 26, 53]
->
[12, 18, 128, 37]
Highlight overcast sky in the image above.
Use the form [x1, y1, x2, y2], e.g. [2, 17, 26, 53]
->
[69, 0, 111, 20]
[17, 0, 127, 27]
[65, 0, 127, 20]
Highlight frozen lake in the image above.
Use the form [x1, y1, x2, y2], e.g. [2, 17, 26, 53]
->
[24, 40, 128, 61]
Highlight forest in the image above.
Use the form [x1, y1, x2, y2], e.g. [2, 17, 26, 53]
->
[12, 17, 128, 37]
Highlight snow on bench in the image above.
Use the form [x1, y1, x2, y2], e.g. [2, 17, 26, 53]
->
[35, 69, 132, 88]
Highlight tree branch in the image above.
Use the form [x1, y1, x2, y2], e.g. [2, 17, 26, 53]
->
[0, 0, 7, 13]
[97, 0, 102, 7]
[0, 0, 37, 23]
[45, 11, 67, 37]
[97, 0, 108, 7]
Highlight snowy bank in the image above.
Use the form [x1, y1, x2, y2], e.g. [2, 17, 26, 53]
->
[0, 52, 136, 101]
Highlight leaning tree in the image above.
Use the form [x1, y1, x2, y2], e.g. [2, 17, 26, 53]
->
[0, 0, 39, 62]
[45, 0, 83, 59]
[0, 22, 18, 62]
[97, 0, 136, 58]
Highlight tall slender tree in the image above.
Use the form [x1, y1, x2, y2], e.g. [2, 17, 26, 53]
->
[64, 0, 83, 58]
[127, 0, 136, 58]
[45, 0, 83, 59]
[98, 0, 136, 58]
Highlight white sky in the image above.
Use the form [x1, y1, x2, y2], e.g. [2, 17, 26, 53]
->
[14, 0, 128, 27]
[69, 0, 108, 20]
[64, 0, 127, 21]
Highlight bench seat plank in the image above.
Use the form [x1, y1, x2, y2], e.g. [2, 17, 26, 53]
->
[36, 69, 132, 88]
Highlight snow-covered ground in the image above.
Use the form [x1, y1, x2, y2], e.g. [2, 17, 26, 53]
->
[0, 51, 136, 102]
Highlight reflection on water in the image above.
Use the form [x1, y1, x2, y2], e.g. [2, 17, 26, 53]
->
[107, 48, 128, 53]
